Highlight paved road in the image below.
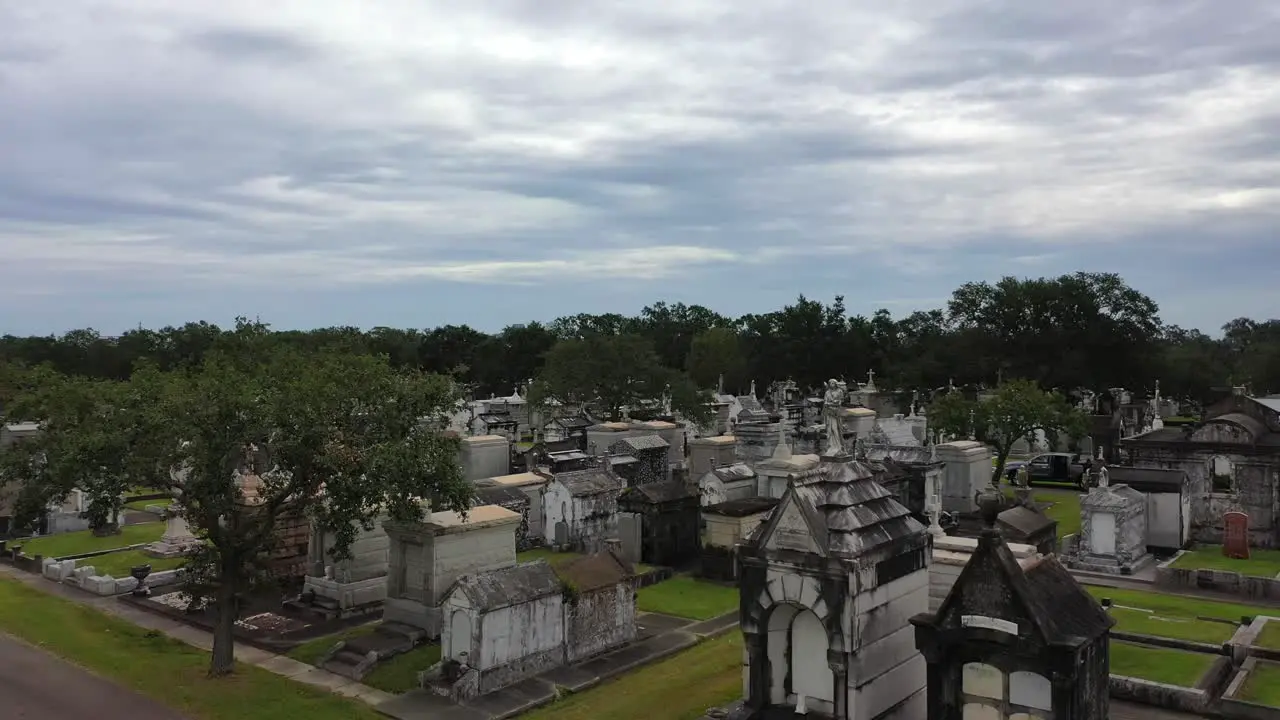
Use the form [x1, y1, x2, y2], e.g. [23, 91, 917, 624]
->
[0, 633, 186, 720]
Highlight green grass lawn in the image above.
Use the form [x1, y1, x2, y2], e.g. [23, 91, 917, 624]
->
[1085, 585, 1260, 643]
[286, 624, 378, 666]
[18, 522, 166, 558]
[524, 632, 743, 720]
[1107, 607, 1237, 644]
[284, 623, 440, 694]
[1085, 585, 1263, 623]
[363, 643, 442, 694]
[636, 574, 738, 620]
[1001, 486, 1082, 538]
[86, 550, 186, 578]
[1253, 620, 1280, 650]
[0, 577, 383, 720]
[1109, 641, 1215, 686]
[1241, 660, 1280, 707]
[124, 498, 167, 512]
[1170, 546, 1280, 578]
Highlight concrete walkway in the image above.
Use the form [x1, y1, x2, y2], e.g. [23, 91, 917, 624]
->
[0, 564, 395, 708]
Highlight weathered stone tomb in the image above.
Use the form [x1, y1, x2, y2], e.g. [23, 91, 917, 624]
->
[737, 449, 931, 719]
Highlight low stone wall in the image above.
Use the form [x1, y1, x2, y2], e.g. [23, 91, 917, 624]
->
[1155, 559, 1280, 602]
[1110, 653, 1233, 715]
[632, 566, 673, 590]
[1110, 675, 1211, 714]
[41, 555, 186, 596]
[1111, 629, 1229, 656]
[1222, 658, 1280, 720]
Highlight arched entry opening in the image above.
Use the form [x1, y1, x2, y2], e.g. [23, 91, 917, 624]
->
[448, 610, 472, 664]
[765, 603, 833, 713]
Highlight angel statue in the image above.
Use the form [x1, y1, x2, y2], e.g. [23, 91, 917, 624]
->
[822, 379, 846, 455]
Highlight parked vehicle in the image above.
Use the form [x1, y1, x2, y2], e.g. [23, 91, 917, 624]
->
[1003, 452, 1089, 488]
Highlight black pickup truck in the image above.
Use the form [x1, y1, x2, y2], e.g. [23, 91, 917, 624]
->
[1003, 452, 1090, 488]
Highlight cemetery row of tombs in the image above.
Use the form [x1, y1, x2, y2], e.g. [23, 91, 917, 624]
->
[3, 379, 1280, 718]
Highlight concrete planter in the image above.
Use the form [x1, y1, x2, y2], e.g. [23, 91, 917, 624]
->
[1222, 658, 1280, 719]
[1109, 652, 1233, 714]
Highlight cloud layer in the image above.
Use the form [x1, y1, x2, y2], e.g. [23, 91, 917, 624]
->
[3, 1, 1278, 334]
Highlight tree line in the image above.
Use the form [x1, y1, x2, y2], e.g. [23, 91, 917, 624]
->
[2, 272, 1278, 409]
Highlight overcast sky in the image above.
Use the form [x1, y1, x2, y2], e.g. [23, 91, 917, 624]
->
[3, 1, 1278, 337]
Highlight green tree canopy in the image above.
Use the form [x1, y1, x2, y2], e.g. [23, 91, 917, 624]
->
[929, 379, 1089, 483]
[128, 324, 470, 676]
[531, 334, 710, 424]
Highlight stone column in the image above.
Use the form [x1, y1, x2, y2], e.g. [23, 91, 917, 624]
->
[743, 632, 769, 710]
[827, 651, 848, 719]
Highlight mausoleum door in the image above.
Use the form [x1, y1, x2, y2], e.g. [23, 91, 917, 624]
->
[790, 610, 833, 707]
[766, 603, 833, 712]
[448, 611, 472, 663]
[1091, 512, 1116, 555]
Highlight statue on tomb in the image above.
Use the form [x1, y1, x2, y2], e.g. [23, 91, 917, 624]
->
[661, 384, 672, 415]
[822, 379, 846, 455]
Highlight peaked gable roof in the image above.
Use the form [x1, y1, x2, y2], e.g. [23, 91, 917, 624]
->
[749, 456, 924, 558]
[449, 560, 563, 612]
[933, 523, 1111, 646]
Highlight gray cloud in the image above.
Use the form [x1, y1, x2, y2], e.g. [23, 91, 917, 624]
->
[1, 1, 1278, 333]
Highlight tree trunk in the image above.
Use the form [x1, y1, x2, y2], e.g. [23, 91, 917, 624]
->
[992, 444, 1012, 487]
[208, 578, 238, 677]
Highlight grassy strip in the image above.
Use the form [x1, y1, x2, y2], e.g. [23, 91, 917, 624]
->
[1241, 660, 1280, 707]
[1256, 621, 1280, 650]
[523, 633, 743, 720]
[1107, 607, 1235, 644]
[1084, 585, 1263, 624]
[0, 578, 382, 720]
[1110, 641, 1215, 687]
[285, 623, 441, 694]
[286, 624, 378, 666]
[19, 522, 165, 558]
[363, 643, 442, 693]
[1170, 546, 1280, 578]
[636, 575, 738, 620]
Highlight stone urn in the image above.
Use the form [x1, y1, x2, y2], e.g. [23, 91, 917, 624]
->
[130, 564, 153, 597]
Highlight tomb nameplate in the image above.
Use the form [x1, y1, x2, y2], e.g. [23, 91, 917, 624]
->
[1224, 511, 1250, 559]
[961, 615, 1018, 636]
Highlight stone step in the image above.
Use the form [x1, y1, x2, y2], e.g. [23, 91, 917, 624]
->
[331, 648, 368, 666]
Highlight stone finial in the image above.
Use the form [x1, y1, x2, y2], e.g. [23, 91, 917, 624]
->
[977, 486, 1004, 528]
[750, 380, 757, 398]
[1097, 466, 1109, 488]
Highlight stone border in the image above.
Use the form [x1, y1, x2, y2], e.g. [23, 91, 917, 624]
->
[1109, 653, 1232, 715]
[1155, 551, 1280, 601]
[1222, 657, 1280, 719]
[632, 566, 673, 590]
[1232, 616, 1280, 664]
[41, 555, 186, 596]
[1112, 630, 1227, 656]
